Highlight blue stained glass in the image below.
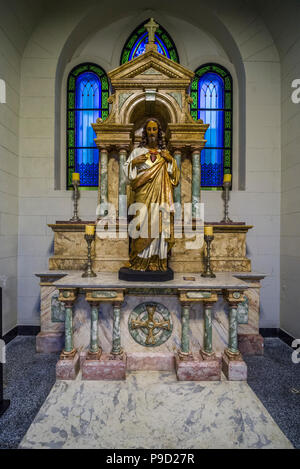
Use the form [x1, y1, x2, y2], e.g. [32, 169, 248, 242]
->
[74, 72, 101, 186]
[67, 63, 109, 190]
[76, 72, 101, 109]
[198, 72, 225, 187]
[129, 32, 171, 61]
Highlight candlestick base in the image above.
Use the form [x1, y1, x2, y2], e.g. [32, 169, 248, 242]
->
[82, 270, 97, 278]
[69, 216, 82, 223]
[202, 235, 216, 278]
[201, 271, 216, 278]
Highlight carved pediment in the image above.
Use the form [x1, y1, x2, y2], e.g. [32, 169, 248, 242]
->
[108, 50, 194, 89]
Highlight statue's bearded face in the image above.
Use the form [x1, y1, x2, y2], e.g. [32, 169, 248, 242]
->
[146, 120, 158, 146]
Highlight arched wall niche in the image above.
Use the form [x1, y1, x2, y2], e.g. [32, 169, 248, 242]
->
[54, 1, 251, 191]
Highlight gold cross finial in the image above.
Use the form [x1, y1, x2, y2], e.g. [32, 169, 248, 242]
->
[145, 18, 159, 44]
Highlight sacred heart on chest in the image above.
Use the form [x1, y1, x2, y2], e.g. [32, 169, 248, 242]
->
[149, 150, 158, 163]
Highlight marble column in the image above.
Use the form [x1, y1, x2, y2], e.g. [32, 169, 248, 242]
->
[224, 292, 244, 359]
[111, 302, 123, 356]
[58, 288, 78, 360]
[179, 303, 192, 358]
[88, 303, 101, 358]
[99, 147, 108, 216]
[227, 303, 239, 355]
[64, 303, 74, 354]
[192, 148, 201, 219]
[118, 147, 128, 219]
[203, 303, 214, 356]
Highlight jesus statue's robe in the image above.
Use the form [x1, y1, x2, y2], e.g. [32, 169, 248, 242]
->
[123, 147, 180, 271]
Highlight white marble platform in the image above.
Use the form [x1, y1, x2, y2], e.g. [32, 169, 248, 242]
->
[20, 372, 293, 449]
[53, 271, 249, 290]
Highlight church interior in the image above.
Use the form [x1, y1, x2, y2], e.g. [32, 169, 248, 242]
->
[0, 0, 299, 450]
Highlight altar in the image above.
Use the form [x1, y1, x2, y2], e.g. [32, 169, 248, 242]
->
[35, 20, 265, 382]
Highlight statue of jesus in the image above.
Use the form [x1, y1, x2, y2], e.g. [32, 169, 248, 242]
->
[122, 118, 180, 275]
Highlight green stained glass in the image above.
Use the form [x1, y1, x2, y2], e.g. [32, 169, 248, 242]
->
[73, 65, 89, 76]
[196, 66, 210, 78]
[191, 110, 197, 121]
[68, 76, 75, 91]
[162, 34, 172, 49]
[225, 92, 232, 110]
[191, 79, 198, 91]
[68, 93, 75, 109]
[225, 130, 231, 148]
[192, 92, 197, 107]
[68, 130, 75, 147]
[102, 77, 108, 90]
[102, 93, 108, 108]
[225, 77, 232, 91]
[68, 111, 75, 129]
[90, 65, 103, 76]
[169, 50, 177, 62]
[68, 169, 73, 186]
[212, 65, 226, 77]
[225, 111, 231, 129]
[122, 51, 130, 64]
[224, 150, 231, 166]
[69, 149, 75, 166]
[127, 34, 138, 49]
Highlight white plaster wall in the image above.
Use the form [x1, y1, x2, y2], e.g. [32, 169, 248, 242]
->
[255, 0, 300, 339]
[0, 0, 45, 333]
[17, 0, 281, 330]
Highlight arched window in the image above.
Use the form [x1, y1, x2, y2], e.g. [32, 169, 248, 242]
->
[120, 20, 179, 64]
[66, 63, 109, 190]
[190, 64, 233, 189]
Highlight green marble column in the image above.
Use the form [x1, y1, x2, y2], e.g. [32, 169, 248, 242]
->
[118, 148, 127, 219]
[228, 304, 239, 354]
[192, 149, 201, 219]
[111, 303, 122, 355]
[64, 305, 74, 353]
[203, 304, 213, 355]
[90, 305, 99, 354]
[99, 148, 108, 216]
[181, 304, 190, 355]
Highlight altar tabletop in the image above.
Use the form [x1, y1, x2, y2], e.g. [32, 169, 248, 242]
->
[52, 271, 250, 290]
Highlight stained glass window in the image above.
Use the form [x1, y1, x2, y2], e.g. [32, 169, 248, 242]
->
[190, 64, 233, 189]
[120, 20, 179, 64]
[66, 63, 109, 190]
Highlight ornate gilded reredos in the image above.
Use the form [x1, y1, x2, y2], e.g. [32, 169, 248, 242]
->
[92, 47, 209, 151]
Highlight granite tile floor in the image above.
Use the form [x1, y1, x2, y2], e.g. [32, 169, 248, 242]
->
[0, 336, 299, 449]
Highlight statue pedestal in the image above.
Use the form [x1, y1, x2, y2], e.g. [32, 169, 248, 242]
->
[119, 267, 174, 282]
[175, 354, 221, 381]
[82, 353, 126, 381]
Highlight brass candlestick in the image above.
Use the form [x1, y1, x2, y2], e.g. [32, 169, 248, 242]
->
[70, 180, 81, 222]
[82, 234, 97, 278]
[221, 181, 232, 224]
[202, 235, 216, 278]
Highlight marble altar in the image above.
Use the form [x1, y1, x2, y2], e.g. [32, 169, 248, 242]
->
[35, 30, 266, 382]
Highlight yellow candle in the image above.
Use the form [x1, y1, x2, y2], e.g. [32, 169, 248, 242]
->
[85, 225, 95, 235]
[72, 172, 80, 182]
[204, 226, 214, 236]
[223, 174, 232, 183]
